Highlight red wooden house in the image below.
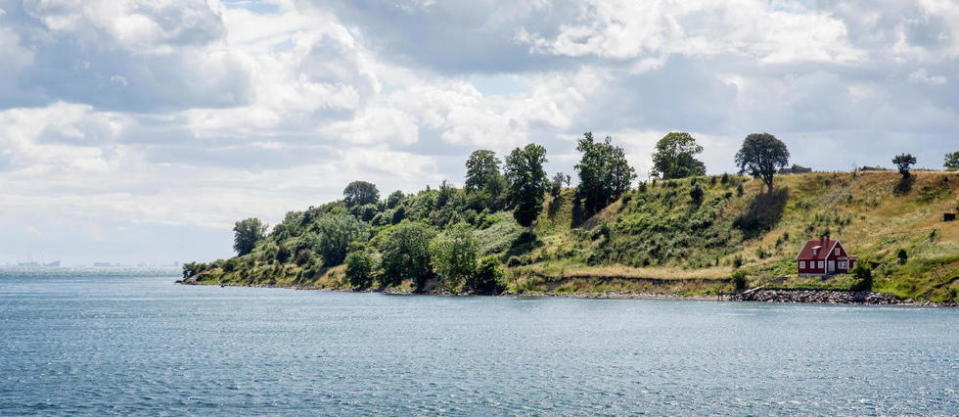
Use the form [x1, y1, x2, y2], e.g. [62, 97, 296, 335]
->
[796, 238, 856, 276]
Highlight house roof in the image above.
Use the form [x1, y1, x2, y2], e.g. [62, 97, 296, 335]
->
[796, 239, 840, 261]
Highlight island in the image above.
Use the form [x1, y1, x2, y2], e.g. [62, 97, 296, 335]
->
[181, 132, 959, 306]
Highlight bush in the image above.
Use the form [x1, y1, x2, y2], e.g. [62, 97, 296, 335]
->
[378, 221, 436, 288]
[732, 255, 744, 269]
[732, 269, 748, 291]
[468, 256, 507, 294]
[850, 263, 873, 291]
[345, 251, 376, 289]
[429, 223, 479, 291]
[689, 185, 704, 206]
[897, 249, 909, 265]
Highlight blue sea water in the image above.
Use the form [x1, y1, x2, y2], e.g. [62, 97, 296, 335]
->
[1, 269, 958, 416]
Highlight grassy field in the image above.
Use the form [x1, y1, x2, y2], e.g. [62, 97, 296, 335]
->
[507, 170, 959, 302]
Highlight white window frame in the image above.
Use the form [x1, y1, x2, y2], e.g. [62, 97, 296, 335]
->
[835, 248, 840, 256]
[839, 261, 847, 269]
[818, 261, 825, 269]
[799, 261, 806, 269]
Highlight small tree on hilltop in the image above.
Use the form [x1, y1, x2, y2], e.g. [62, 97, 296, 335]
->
[945, 151, 959, 171]
[893, 153, 917, 177]
[735, 133, 790, 192]
[464, 149, 507, 210]
[550, 172, 570, 197]
[504, 144, 550, 228]
[233, 218, 267, 256]
[343, 181, 380, 207]
[651, 132, 706, 180]
[575, 132, 636, 216]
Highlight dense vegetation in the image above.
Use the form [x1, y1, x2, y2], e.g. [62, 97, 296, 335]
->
[183, 135, 959, 303]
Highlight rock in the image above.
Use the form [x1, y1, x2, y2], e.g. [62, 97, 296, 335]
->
[728, 288, 905, 305]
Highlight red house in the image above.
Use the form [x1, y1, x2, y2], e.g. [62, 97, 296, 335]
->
[796, 238, 856, 276]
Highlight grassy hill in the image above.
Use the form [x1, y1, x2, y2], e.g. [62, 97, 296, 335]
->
[184, 170, 959, 303]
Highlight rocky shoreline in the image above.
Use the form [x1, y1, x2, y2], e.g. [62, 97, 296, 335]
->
[177, 278, 957, 307]
[725, 287, 911, 305]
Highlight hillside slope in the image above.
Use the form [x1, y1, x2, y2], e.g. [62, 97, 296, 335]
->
[184, 171, 959, 303]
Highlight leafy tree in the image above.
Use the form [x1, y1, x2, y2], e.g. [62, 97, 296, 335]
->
[735, 133, 790, 192]
[378, 221, 436, 288]
[464, 150, 507, 209]
[651, 132, 706, 179]
[313, 214, 367, 265]
[386, 190, 406, 208]
[504, 144, 550, 227]
[343, 181, 380, 207]
[850, 263, 873, 291]
[436, 180, 455, 208]
[550, 172, 570, 197]
[467, 255, 507, 294]
[945, 151, 959, 171]
[345, 250, 376, 288]
[465, 150, 502, 191]
[233, 218, 267, 256]
[575, 132, 637, 216]
[428, 223, 479, 290]
[893, 153, 917, 177]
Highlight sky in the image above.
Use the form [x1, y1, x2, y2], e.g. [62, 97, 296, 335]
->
[0, 0, 957, 265]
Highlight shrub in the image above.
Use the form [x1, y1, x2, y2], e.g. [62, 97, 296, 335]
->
[378, 221, 436, 289]
[468, 256, 507, 294]
[850, 263, 873, 291]
[345, 251, 376, 289]
[732, 255, 744, 269]
[689, 185, 704, 206]
[897, 248, 909, 265]
[429, 223, 479, 291]
[732, 269, 748, 291]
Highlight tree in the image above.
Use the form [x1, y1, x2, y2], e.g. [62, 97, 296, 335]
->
[233, 218, 267, 256]
[386, 190, 405, 208]
[651, 132, 706, 179]
[343, 181, 380, 207]
[897, 248, 909, 265]
[945, 151, 959, 171]
[313, 214, 367, 265]
[850, 263, 873, 292]
[735, 133, 790, 192]
[574, 132, 637, 216]
[893, 153, 917, 177]
[464, 150, 507, 209]
[550, 172, 570, 197]
[689, 185, 705, 206]
[467, 255, 507, 294]
[378, 221, 436, 289]
[345, 251, 376, 288]
[504, 144, 550, 227]
[429, 223, 479, 291]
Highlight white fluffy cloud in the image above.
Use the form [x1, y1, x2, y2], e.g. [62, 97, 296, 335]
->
[0, 0, 956, 264]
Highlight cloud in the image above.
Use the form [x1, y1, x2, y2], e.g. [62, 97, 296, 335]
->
[0, 0, 958, 264]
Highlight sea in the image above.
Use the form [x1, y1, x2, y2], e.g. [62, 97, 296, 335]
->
[1, 268, 958, 416]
